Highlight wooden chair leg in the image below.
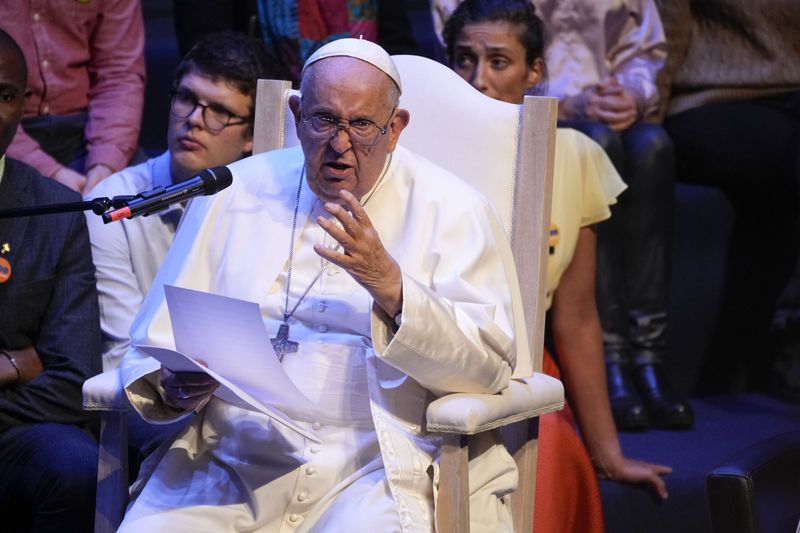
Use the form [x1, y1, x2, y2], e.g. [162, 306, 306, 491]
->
[501, 418, 539, 533]
[94, 410, 129, 533]
[437, 433, 470, 533]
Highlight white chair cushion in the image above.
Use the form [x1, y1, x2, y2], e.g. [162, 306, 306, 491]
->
[426, 372, 564, 434]
[82, 368, 130, 411]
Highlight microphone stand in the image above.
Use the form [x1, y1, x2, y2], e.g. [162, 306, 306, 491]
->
[0, 195, 136, 219]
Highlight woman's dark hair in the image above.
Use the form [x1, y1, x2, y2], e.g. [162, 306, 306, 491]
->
[173, 31, 280, 131]
[442, 0, 547, 68]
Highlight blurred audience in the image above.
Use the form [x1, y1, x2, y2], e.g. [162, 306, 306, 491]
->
[0, 28, 101, 533]
[659, 0, 800, 395]
[174, 0, 420, 85]
[442, 1, 672, 531]
[0, 0, 146, 194]
[174, 0, 260, 57]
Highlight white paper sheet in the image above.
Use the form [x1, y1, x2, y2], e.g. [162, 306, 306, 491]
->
[137, 285, 320, 442]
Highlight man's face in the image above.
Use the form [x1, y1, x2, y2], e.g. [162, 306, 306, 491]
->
[289, 57, 409, 204]
[0, 44, 26, 157]
[167, 70, 254, 183]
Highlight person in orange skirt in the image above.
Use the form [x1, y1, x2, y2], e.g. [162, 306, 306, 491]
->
[441, 1, 671, 530]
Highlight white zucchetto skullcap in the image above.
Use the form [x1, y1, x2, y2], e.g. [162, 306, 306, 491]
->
[302, 37, 402, 93]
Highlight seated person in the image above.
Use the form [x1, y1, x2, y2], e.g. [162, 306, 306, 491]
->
[86, 31, 277, 373]
[434, 0, 689, 431]
[85, 31, 277, 470]
[0, 29, 102, 533]
[117, 38, 522, 532]
[442, 0, 671, 530]
[0, 0, 146, 193]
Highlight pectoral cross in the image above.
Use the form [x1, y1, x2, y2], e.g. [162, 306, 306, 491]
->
[270, 322, 299, 362]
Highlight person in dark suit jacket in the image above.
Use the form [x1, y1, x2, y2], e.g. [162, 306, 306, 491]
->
[0, 29, 102, 533]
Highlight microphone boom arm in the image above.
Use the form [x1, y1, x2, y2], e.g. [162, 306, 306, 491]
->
[0, 196, 118, 219]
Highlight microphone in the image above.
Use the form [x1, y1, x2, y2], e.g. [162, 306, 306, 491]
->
[102, 166, 233, 224]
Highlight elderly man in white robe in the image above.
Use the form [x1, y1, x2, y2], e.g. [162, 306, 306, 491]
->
[118, 38, 523, 532]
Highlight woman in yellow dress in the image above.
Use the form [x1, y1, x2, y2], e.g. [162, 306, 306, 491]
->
[442, 1, 672, 530]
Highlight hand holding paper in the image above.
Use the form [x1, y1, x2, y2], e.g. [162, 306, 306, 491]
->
[136, 285, 320, 442]
[160, 362, 219, 411]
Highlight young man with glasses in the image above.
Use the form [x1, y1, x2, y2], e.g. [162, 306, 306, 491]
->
[84, 32, 276, 468]
[86, 31, 275, 373]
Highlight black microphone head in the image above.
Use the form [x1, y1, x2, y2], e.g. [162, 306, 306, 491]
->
[198, 166, 234, 195]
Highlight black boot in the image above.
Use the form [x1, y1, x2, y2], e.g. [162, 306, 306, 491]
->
[606, 354, 649, 431]
[633, 363, 694, 429]
[627, 311, 694, 428]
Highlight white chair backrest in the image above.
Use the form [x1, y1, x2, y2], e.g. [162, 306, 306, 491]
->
[395, 56, 519, 234]
[392, 55, 556, 373]
[253, 55, 556, 372]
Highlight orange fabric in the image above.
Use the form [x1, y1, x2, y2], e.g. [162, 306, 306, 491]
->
[533, 349, 605, 533]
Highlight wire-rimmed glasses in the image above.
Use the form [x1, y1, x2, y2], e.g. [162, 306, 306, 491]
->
[300, 107, 396, 147]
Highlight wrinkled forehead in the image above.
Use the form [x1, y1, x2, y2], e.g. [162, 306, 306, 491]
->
[300, 57, 397, 109]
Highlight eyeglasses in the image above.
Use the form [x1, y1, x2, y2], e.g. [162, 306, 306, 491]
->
[300, 107, 395, 147]
[169, 89, 251, 133]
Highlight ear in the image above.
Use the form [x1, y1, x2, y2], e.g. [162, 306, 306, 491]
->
[288, 94, 302, 125]
[243, 136, 254, 155]
[525, 58, 545, 92]
[386, 108, 410, 152]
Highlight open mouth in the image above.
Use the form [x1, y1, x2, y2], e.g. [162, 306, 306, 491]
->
[323, 161, 352, 179]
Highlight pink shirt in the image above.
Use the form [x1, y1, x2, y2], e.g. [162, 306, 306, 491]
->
[0, 0, 146, 177]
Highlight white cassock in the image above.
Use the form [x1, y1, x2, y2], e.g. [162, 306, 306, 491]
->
[118, 145, 525, 533]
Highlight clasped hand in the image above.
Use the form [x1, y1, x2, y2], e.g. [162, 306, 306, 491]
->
[582, 78, 639, 132]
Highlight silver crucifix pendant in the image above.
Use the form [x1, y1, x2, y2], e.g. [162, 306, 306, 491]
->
[270, 323, 299, 361]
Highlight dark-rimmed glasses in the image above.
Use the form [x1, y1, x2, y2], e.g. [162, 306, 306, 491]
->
[169, 89, 251, 133]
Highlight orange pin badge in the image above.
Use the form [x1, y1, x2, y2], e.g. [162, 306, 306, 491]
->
[549, 223, 560, 255]
[0, 257, 10, 283]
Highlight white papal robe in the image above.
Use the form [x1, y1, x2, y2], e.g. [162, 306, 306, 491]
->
[119, 145, 524, 532]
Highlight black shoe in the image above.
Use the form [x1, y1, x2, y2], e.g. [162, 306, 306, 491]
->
[633, 363, 694, 429]
[606, 361, 650, 431]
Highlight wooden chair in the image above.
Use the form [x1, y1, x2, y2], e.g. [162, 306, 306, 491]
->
[390, 54, 563, 532]
[82, 55, 564, 532]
